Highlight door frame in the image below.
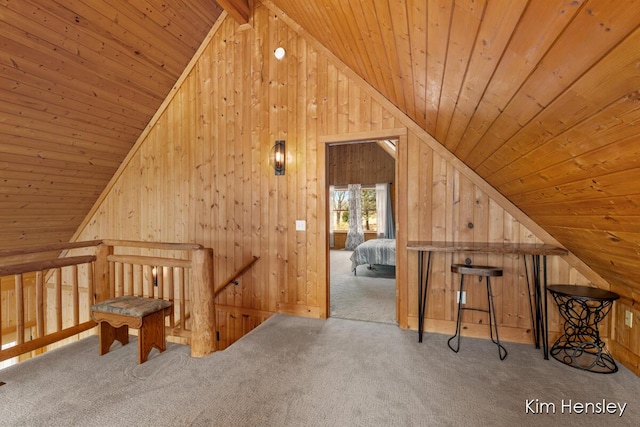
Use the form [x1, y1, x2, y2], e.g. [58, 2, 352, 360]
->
[318, 128, 407, 325]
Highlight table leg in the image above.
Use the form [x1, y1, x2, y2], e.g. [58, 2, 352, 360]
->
[542, 255, 549, 360]
[528, 254, 549, 359]
[524, 255, 538, 349]
[534, 255, 543, 353]
[418, 251, 431, 343]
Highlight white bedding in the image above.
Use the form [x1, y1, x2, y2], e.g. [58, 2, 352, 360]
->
[349, 238, 396, 274]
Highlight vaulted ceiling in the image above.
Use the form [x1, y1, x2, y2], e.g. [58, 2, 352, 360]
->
[0, 0, 222, 247]
[1, 1, 639, 294]
[269, 0, 640, 295]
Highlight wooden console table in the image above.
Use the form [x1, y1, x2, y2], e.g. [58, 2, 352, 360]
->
[406, 241, 568, 359]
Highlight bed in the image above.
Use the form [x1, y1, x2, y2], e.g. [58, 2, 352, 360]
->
[349, 238, 396, 275]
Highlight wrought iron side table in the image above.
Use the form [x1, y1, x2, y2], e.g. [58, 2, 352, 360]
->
[547, 285, 619, 374]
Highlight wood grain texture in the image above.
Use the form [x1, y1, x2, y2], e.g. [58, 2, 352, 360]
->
[327, 142, 394, 186]
[73, 4, 593, 351]
[264, 0, 640, 370]
[3, 0, 638, 367]
[0, 0, 222, 253]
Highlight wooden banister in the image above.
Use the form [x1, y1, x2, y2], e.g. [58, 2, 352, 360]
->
[0, 255, 97, 276]
[102, 239, 203, 251]
[0, 239, 217, 365]
[190, 248, 215, 357]
[106, 254, 192, 268]
[0, 240, 102, 257]
[0, 321, 96, 363]
[214, 256, 260, 296]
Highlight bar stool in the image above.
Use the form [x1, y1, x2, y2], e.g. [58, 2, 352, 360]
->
[448, 264, 507, 360]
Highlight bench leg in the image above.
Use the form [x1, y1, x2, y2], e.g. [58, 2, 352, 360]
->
[98, 322, 129, 356]
[138, 309, 167, 364]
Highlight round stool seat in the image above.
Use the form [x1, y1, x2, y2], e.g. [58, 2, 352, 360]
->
[451, 264, 503, 277]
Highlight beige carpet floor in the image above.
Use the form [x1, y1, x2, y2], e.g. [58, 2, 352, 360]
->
[0, 314, 639, 426]
[329, 249, 396, 324]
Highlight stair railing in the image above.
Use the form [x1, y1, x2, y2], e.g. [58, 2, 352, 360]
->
[214, 256, 260, 297]
[0, 239, 216, 363]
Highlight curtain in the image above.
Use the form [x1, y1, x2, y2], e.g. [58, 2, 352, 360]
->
[329, 185, 335, 248]
[345, 184, 364, 250]
[376, 183, 395, 239]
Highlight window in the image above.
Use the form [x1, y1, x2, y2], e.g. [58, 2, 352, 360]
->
[332, 186, 377, 231]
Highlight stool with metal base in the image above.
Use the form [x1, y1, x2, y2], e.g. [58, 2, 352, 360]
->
[448, 264, 507, 360]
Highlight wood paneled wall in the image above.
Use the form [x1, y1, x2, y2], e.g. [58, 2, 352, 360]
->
[75, 4, 595, 352]
[328, 142, 394, 186]
[267, 0, 640, 308]
[332, 231, 378, 250]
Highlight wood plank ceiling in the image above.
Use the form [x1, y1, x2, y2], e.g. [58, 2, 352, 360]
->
[0, 0, 222, 248]
[1, 0, 639, 296]
[269, 0, 640, 295]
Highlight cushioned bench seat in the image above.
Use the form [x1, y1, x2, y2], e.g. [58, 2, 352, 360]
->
[91, 296, 173, 364]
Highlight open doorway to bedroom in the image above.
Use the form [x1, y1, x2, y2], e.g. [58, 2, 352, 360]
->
[327, 139, 397, 324]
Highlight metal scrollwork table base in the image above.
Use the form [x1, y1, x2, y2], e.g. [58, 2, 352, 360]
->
[547, 285, 620, 374]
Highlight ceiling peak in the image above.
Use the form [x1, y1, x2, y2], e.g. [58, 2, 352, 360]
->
[216, 0, 250, 25]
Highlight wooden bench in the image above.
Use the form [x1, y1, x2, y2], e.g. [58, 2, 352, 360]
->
[90, 296, 173, 364]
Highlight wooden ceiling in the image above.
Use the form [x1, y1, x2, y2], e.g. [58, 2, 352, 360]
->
[269, 0, 640, 294]
[0, 0, 222, 248]
[1, 0, 639, 294]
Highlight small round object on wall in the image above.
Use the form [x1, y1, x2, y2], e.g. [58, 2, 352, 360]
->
[274, 47, 286, 60]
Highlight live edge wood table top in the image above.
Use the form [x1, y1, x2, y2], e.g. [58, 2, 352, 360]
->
[406, 241, 568, 256]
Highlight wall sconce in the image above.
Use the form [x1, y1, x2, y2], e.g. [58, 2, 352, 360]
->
[272, 140, 285, 175]
[152, 266, 158, 287]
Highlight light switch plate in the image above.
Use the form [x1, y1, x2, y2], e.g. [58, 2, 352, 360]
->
[295, 220, 306, 231]
[456, 291, 466, 304]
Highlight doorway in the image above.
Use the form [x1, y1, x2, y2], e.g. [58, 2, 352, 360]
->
[326, 139, 397, 324]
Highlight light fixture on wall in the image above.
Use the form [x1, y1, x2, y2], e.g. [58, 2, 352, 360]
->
[274, 47, 286, 60]
[271, 140, 286, 175]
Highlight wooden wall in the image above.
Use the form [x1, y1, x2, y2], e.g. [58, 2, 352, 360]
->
[74, 4, 600, 355]
[328, 142, 394, 186]
[332, 232, 378, 250]
[268, 0, 640, 313]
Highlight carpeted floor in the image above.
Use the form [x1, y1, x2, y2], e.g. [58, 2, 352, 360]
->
[329, 249, 396, 324]
[0, 314, 638, 426]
